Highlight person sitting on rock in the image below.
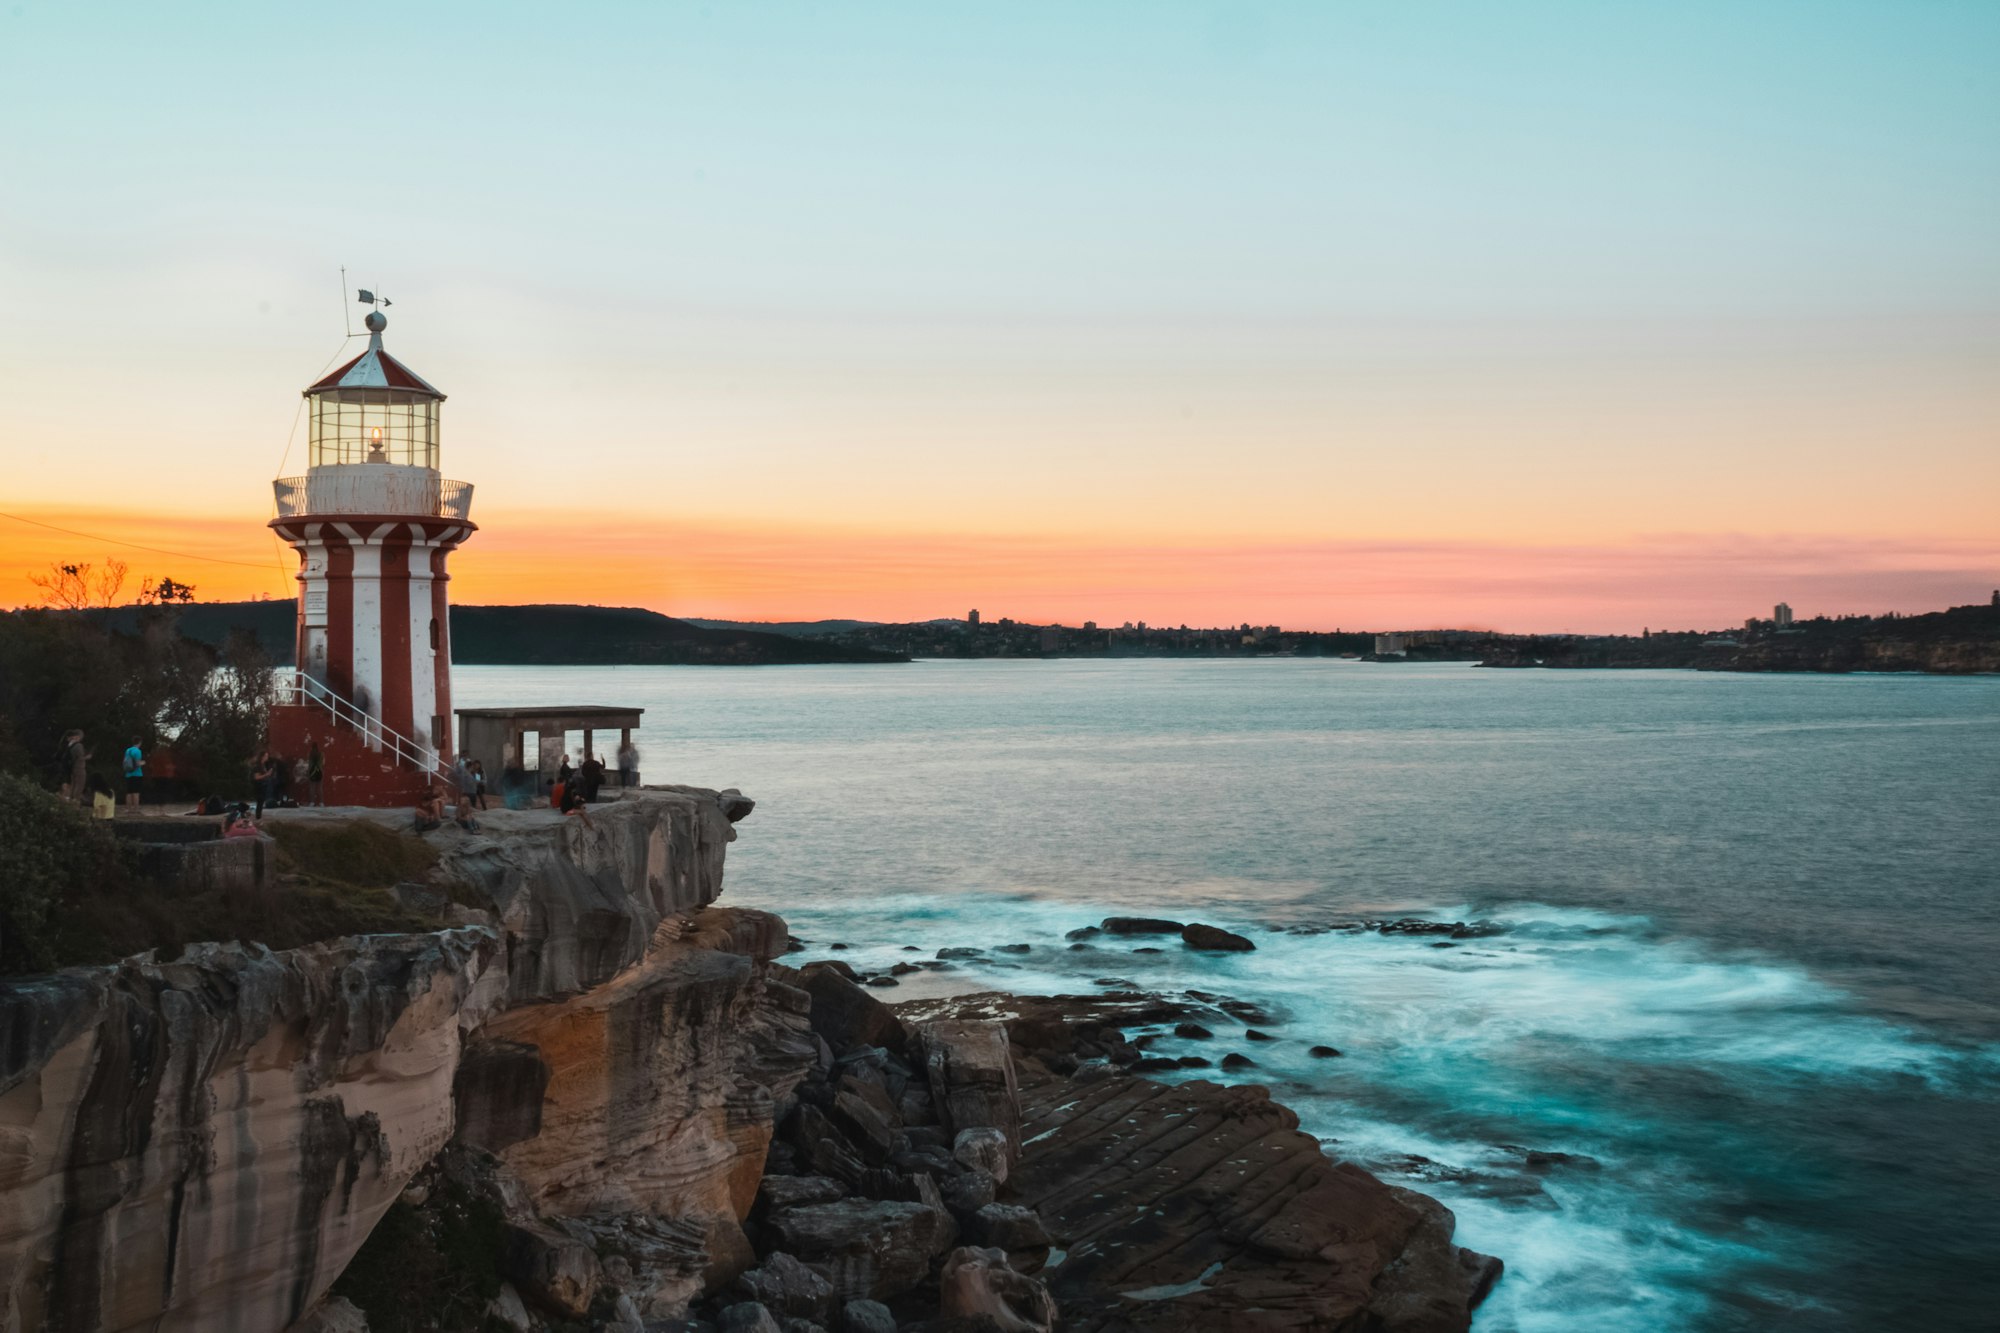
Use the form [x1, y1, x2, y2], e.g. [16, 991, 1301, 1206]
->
[414, 785, 446, 833]
[559, 774, 594, 830]
[453, 792, 480, 832]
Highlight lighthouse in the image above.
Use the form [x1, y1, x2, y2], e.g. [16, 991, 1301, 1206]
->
[268, 309, 475, 804]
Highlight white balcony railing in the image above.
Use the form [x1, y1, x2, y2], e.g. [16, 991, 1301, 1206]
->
[273, 465, 474, 520]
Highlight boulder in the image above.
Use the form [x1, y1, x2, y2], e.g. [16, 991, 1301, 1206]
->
[801, 966, 909, 1056]
[503, 1222, 602, 1318]
[1220, 1052, 1257, 1070]
[787, 1103, 870, 1186]
[1181, 923, 1255, 952]
[764, 1199, 960, 1301]
[832, 1090, 897, 1165]
[718, 1301, 784, 1333]
[953, 1127, 1012, 1183]
[940, 1167, 999, 1219]
[938, 1246, 1058, 1332]
[758, 1175, 850, 1213]
[1099, 917, 1184, 936]
[920, 1021, 1021, 1167]
[966, 1203, 1054, 1255]
[1309, 1044, 1343, 1058]
[732, 1251, 836, 1320]
[838, 1298, 898, 1333]
[1173, 1023, 1212, 1039]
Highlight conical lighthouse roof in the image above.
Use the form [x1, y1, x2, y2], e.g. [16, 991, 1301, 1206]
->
[304, 318, 445, 399]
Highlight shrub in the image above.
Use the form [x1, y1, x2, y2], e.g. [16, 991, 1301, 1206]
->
[0, 774, 130, 972]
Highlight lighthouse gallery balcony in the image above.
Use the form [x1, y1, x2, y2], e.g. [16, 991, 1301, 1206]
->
[272, 465, 475, 520]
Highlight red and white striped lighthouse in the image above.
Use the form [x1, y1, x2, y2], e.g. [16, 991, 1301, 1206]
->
[268, 309, 475, 803]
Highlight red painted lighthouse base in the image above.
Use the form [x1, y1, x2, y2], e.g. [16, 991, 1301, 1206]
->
[267, 705, 440, 808]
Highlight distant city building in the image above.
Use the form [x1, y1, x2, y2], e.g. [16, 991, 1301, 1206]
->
[967, 609, 980, 626]
[1774, 602, 1794, 626]
[1039, 627, 1060, 653]
[1375, 633, 1409, 656]
[1084, 621, 1097, 631]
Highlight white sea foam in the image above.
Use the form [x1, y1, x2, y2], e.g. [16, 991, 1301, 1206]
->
[764, 890, 1994, 1330]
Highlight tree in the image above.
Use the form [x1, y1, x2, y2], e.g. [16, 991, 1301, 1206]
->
[136, 575, 197, 606]
[28, 559, 127, 611]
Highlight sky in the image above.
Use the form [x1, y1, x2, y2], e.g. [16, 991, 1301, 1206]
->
[1, 0, 1995, 632]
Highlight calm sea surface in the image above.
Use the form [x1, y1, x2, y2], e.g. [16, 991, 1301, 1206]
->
[456, 660, 2000, 1332]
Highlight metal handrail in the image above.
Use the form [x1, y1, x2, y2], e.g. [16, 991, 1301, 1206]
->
[283, 672, 458, 789]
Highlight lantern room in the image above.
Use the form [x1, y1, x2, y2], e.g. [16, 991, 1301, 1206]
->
[274, 310, 473, 522]
[306, 309, 443, 469]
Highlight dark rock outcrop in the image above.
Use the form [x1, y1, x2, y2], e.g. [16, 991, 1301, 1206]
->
[1181, 923, 1255, 952]
[1100, 917, 1185, 936]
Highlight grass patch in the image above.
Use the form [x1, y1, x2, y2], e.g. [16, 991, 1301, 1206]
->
[267, 819, 441, 888]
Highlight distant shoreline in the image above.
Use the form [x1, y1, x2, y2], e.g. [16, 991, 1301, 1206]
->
[50, 597, 2000, 674]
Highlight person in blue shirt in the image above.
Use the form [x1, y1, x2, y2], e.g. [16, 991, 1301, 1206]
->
[122, 738, 145, 809]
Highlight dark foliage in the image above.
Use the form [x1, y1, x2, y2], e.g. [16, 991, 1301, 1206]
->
[0, 607, 275, 798]
[330, 1173, 509, 1333]
[0, 775, 133, 973]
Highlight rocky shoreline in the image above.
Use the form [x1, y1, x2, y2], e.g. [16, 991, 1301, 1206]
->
[0, 796, 1499, 1333]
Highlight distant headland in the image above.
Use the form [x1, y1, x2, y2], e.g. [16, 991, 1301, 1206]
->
[92, 601, 908, 667]
[71, 595, 2000, 673]
[699, 598, 2000, 675]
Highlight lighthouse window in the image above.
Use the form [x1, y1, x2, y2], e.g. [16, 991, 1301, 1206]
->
[429, 617, 440, 651]
[308, 390, 439, 470]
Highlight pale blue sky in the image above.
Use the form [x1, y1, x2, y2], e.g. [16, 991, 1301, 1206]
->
[2, 1, 1995, 625]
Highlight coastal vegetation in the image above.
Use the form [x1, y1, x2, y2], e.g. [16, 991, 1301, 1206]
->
[0, 601, 276, 798]
[0, 779, 437, 976]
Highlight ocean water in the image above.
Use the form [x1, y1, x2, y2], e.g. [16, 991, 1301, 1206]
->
[455, 660, 2000, 1331]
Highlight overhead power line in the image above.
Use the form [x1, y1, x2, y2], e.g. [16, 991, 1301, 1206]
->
[0, 510, 282, 571]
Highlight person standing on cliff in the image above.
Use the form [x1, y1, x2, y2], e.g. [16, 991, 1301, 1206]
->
[61, 730, 90, 806]
[306, 741, 325, 806]
[249, 750, 279, 819]
[617, 738, 639, 789]
[122, 737, 145, 808]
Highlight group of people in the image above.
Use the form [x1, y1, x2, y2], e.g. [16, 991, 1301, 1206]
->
[52, 729, 147, 814]
[245, 743, 327, 817]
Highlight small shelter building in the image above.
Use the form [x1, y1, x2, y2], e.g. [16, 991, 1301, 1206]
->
[456, 706, 645, 797]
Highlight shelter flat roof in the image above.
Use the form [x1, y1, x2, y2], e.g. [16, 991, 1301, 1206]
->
[457, 706, 644, 721]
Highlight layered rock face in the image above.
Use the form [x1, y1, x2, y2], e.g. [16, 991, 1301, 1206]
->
[0, 789, 793, 1333]
[0, 930, 498, 1333]
[0, 788, 1503, 1333]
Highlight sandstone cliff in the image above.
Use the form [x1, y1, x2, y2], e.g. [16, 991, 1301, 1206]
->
[0, 789, 802, 1333]
[0, 788, 1500, 1333]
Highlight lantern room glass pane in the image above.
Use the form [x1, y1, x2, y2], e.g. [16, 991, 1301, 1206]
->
[307, 388, 439, 469]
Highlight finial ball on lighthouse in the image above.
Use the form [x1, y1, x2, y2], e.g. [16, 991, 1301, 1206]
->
[364, 309, 387, 333]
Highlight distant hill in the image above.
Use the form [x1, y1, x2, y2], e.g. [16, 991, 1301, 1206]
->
[683, 618, 883, 638]
[95, 602, 906, 666]
[1476, 601, 2000, 674]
